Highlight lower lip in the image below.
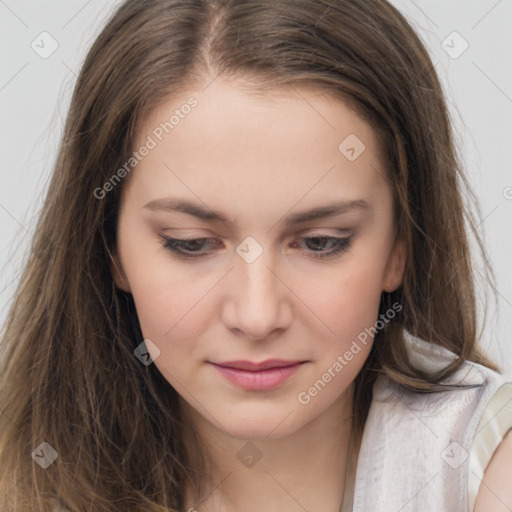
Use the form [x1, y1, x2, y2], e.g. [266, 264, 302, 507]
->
[210, 363, 304, 390]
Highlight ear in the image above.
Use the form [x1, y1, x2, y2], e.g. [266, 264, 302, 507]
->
[110, 248, 131, 293]
[382, 236, 406, 293]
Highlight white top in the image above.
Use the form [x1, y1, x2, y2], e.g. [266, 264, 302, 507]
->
[351, 331, 512, 512]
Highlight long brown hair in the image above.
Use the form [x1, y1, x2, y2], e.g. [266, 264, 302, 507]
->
[0, 0, 499, 510]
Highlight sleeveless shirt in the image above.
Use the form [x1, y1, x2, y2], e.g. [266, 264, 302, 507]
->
[351, 331, 512, 512]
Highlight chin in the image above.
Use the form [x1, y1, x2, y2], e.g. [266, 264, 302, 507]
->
[217, 407, 306, 441]
[226, 423, 295, 441]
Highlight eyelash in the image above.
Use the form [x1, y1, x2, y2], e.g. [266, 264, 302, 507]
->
[159, 233, 352, 260]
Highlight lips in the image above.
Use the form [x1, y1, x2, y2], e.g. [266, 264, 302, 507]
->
[212, 359, 305, 371]
[209, 360, 307, 391]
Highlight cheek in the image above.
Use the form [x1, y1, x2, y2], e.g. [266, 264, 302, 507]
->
[118, 235, 213, 362]
[131, 274, 212, 350]
[304, 255, 388, 347]
[129, 275, 215, 392]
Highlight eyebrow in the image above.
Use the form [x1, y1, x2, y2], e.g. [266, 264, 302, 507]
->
[143, 197, 370, 227]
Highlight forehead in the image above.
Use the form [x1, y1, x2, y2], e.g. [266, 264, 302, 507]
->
[125, 77, 389, 218]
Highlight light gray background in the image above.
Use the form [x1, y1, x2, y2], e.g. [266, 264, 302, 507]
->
[1, 1, 511, 375]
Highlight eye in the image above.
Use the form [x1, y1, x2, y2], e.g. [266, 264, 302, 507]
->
[159, 236, 221, 260]
[159, 233, 352, 260]
[291, 233, 352, 259]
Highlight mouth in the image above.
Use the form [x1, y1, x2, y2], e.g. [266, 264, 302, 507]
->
[209, 360, 307, 391]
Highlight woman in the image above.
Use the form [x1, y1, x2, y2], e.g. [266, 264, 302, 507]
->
[1, 0, 511, 510]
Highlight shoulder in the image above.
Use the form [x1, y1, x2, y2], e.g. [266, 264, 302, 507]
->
[473, 429, 512, 511]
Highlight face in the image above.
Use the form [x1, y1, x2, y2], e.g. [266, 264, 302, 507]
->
[111, 77, 405, 441]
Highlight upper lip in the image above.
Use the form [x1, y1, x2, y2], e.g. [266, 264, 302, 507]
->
[211, 359, 305, 371]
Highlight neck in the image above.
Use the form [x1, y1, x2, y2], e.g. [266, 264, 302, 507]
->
[182, 385, 357, 512]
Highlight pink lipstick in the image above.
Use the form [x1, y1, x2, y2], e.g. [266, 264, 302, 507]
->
[210, 359, 306, 390]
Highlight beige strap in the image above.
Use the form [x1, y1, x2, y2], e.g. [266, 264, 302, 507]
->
[468, 382, 512, 511]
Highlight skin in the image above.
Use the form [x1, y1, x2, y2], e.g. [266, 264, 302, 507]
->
[111, 75, 411, 511]
[473, 430, 512, 511]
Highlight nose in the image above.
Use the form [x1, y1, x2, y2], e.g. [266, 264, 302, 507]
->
[221, 242, 293, 341]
